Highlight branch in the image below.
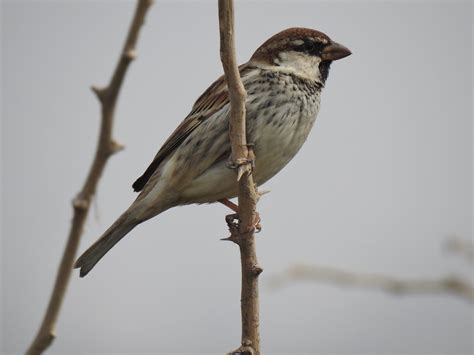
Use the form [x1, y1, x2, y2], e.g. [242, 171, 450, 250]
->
[218, 1, 262, 354]
[25, 1, 153, 354]
[445, 236, 474, 263]
[270, 264, 474, 303]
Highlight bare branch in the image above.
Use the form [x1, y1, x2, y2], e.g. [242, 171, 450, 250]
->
[445, 236, 474, 263]
[271, 264, 474, 303]
[25, 1, 154, 354]
[218, 1, 262, 354]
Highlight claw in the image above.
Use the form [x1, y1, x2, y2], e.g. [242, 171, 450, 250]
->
[225, 213, 240, 227]
[221, 200, 262, 233]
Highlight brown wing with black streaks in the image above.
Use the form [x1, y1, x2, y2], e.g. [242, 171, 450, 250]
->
[131, 66, 252, 192]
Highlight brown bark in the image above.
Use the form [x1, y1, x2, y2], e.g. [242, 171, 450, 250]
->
[218, 1, 262, 354]
[25, 1, 154, 354]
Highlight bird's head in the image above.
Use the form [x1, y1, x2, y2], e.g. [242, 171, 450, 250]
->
[250, 27, 351, 84]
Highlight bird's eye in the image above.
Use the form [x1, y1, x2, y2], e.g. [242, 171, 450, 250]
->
[304, 40, 315, 52]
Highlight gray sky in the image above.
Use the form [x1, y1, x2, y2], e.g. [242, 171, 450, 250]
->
[1, 1, 472, 354]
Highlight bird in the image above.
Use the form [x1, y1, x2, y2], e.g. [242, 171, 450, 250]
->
[74, 27, 351, 277]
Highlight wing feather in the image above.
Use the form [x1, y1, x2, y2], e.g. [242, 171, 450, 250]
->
[132, 65, 251, 192]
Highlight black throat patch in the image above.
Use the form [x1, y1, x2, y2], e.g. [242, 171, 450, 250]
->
[319, 61, 332, 83]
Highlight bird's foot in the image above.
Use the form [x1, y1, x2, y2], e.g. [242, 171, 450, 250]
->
[225, 213, 240, 228]
[220, 199, 262, 232]
[224, 212, 261, 234]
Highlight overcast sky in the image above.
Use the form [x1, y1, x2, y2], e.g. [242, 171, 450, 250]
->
[2, 1, 472, 354]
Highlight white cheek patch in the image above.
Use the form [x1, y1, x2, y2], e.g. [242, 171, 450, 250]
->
[274, 51, 322, 81]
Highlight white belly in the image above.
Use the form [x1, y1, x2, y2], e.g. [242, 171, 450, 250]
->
[180, 68, 322, 204]
[180, 104, 319, 204]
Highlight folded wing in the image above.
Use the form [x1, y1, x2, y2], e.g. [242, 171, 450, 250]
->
[132, 67, 245, 192]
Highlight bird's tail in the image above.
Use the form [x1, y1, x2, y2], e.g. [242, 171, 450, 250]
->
[74, 213, 138, 277]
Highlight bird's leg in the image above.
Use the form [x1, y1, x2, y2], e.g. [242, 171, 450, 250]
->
[219, 198, 239, 212]
[219, 199, 261, 232]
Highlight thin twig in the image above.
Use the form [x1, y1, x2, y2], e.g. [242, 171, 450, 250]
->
[25, 1, 153, 354]
[218, 1, 262, 354]
[271, 264, 474, 303]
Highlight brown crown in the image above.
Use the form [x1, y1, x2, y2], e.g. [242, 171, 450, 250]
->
[250, 27, 332, 64]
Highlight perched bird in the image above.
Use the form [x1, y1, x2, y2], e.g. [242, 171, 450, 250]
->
[75, 27, 351, 277]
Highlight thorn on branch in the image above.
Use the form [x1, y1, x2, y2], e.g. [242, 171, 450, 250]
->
[221, 235, 240, 245]
[227, 159, 253, 181]
[91, 85, 108, 104]
[252, 265, 263, 276]
[109, 140, 125, 155]
[236, 165, 250, 181]
[257, 189, 270, 198]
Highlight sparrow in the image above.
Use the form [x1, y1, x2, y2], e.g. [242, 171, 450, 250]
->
[75, 27, 351, 277]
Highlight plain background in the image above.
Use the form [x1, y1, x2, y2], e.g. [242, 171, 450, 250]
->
[1, 0, 472, 354]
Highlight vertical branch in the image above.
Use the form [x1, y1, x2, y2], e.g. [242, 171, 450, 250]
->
[218, 1, 262, 354]
[25, 1, 154, 354]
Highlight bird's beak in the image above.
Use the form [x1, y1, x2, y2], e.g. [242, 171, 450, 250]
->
[321, 41, 352, 61]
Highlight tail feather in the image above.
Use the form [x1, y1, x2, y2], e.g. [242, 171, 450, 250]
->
[74, 214, 137, 277]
